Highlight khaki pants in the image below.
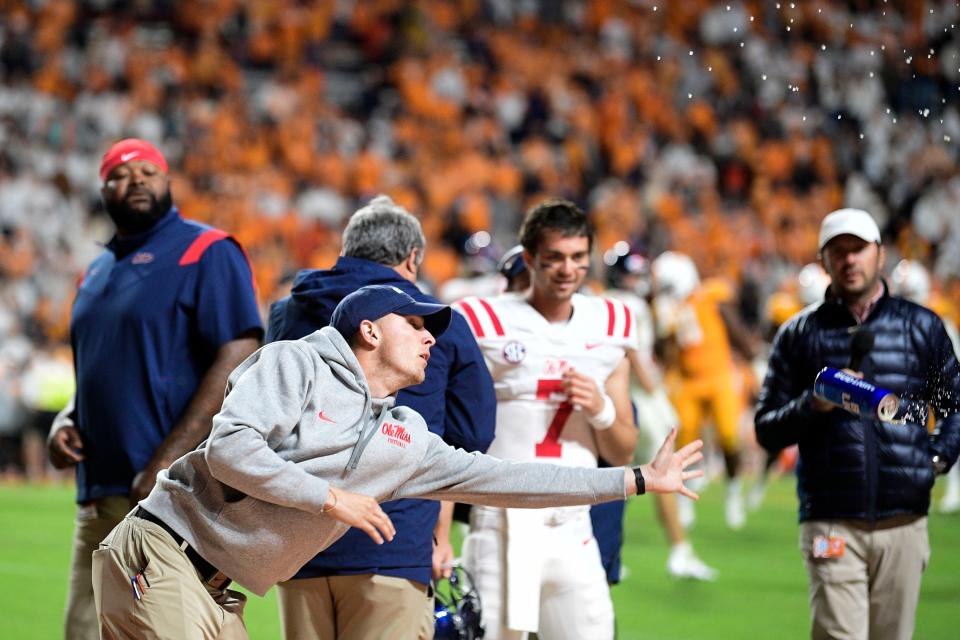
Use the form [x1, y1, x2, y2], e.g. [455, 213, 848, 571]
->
[800, 518, 929, 640]
[65, 495, 131, 640]
[92, 514, 248, 639]
[277, 574, 435, 640]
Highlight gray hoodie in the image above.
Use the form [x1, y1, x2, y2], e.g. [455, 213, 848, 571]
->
[142, 327, 626, 596]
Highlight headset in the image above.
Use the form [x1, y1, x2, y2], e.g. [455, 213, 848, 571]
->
[434, 563, 484, 640]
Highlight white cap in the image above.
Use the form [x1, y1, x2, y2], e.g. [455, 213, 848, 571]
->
[818, 208, 881, 251]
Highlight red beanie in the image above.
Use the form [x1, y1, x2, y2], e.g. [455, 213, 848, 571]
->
[99, 138, 168, 182]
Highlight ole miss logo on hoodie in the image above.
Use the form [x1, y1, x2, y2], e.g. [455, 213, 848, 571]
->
[381, 422, 412, 448]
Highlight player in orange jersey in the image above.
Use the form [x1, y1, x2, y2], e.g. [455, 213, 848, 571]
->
[651, 251, 759, 530]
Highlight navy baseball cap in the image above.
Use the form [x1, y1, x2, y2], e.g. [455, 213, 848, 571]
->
[330, 285, 452, 339]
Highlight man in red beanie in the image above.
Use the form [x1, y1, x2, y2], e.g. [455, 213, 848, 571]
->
[47, 138, 263, 640]
[95, 138, 172, 234]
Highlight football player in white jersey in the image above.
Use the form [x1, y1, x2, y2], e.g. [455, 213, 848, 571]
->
[455, 200, 640, 640]
[500, 243, 716, 583]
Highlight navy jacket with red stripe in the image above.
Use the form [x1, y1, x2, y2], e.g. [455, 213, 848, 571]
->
[71, 208, 262, 503]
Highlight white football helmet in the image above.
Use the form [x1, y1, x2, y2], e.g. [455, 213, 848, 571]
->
[890, 259, 931, 304]
[652, 251, 700, 300]
[797, 263, 831, 306]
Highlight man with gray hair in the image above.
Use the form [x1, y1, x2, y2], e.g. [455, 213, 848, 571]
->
[267, 195, 497, 639]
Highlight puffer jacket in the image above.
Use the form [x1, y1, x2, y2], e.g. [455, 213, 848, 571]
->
[755, 283, 960, 522]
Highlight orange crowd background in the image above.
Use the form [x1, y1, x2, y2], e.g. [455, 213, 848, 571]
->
[0, 0, 958, 351]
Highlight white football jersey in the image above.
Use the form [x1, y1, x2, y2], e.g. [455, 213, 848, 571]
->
[604, 289, 655, 359]
[454, 292, 639, 468]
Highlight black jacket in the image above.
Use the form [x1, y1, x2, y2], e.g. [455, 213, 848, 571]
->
[755, 283, 960, 522]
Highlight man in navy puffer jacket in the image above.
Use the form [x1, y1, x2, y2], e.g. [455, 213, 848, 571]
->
[755, 208, 960, 640]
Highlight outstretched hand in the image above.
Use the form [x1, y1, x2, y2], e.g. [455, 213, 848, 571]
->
[635, 428, 704, 500]
[322, 487, 396, 544]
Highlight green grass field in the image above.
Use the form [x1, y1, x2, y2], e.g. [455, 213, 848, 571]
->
[1, 478, 958, 639]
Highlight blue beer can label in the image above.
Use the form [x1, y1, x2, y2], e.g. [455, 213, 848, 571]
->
[813, 367, 900, 422]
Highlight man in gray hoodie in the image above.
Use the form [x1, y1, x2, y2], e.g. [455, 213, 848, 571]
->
[91, 284, 704, 639]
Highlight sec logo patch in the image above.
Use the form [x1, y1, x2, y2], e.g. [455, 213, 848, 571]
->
[502, 340, 526, 364]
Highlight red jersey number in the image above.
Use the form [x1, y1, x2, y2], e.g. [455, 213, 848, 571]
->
[535, 379, 572, 457]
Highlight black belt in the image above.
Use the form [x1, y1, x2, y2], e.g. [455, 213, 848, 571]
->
[134, 507, 232, 590]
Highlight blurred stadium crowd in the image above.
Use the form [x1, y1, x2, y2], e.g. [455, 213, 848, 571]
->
[1, 0, 959, 477]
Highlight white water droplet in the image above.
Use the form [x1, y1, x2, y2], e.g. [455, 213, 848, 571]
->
[762, 74, 767, 81]
[821, 44, 827, 51]
[946, 135, 953, 142]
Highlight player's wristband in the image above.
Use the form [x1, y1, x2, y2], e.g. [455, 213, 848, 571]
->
[587, 393, 616, 430]
[632, 467, 646, 495]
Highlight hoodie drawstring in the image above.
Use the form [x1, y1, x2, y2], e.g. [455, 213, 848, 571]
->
[343, 400, 389, 474]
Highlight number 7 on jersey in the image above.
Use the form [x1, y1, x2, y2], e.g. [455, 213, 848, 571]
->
[535, 378, 572, 457]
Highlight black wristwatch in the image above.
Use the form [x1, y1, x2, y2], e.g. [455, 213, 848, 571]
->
[633, 467, 646, 495]
[932, 454, 948, 475]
